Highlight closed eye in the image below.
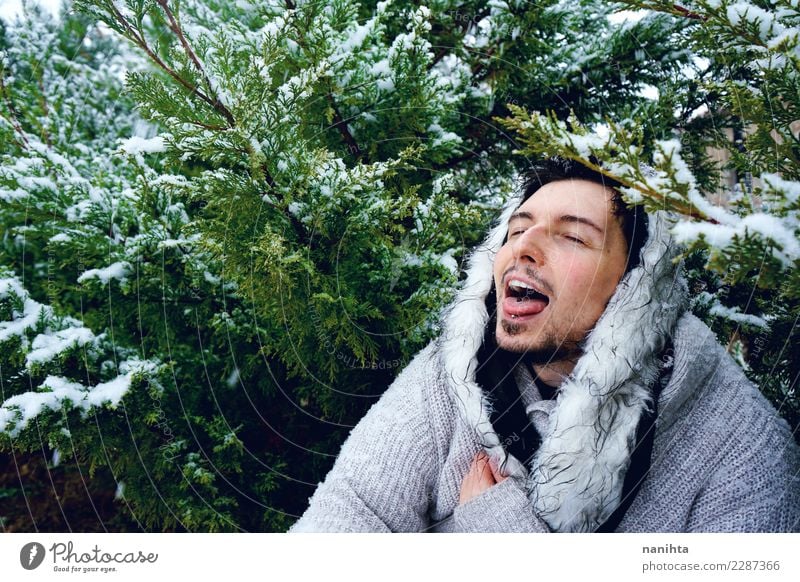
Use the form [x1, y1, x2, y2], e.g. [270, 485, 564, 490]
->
[565, 235, 585, 245]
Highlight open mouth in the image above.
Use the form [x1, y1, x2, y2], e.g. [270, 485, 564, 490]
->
[503, 278, 550, 318]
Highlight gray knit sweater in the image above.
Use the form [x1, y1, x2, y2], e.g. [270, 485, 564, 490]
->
[289, 197, 800, 533]
[289, 313, 800, 532]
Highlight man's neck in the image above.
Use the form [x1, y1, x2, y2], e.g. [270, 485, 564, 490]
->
[531, 360, 576, 389]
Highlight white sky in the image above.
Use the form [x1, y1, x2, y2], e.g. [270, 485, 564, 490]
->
[0, 0, 61, 23]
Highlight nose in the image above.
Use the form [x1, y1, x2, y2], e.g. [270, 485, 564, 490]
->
[509, 223, 547, 265]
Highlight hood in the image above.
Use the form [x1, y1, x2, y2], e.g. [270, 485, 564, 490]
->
[438, 182, 689, 533]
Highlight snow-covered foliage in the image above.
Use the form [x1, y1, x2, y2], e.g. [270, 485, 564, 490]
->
[6, 0, 781, 532]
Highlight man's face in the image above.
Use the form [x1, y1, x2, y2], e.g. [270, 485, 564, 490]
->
[492, 179, 629, 365]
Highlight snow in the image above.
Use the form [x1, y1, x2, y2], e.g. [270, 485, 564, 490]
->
[26, 326, 95, 367]
[0, 187, 29, 202]
[607, 9, 649, 25]
[695, 291, 770, 328]
[49, 233, 72, 243]
[0, 296, 50, 344]
[741, 213, 800, 262]
[338, 19, 377, 54]
[637, 85, 659, 100]
[568, 131, 609, 159]
[2, 274, 98, 368]
[0, 355, 158, 436]
[620, 186, 644, 204]
[371, 58, 391, 77]
[709, 302, 769, 328]
[119, 135, 166, 155]
[86, 374, 130, 408]
[0, 0, 60, 23]
[77, 261, 132, 285]
[761, 173, 800, 204]
[672, 213, 800, 266]
[427, 122, 462, 148]
[672, 221, 735, 248]
[0, 372, 132, 437]
[726, 3, 781, 41]
[438, 248, 459, 274]
[371, 59, 394, 91]
[688, 103, 710, 121]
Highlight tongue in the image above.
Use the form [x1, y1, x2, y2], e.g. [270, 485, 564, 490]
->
[503, 296, 547, 316]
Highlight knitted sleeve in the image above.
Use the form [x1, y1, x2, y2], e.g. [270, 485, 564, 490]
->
[453, 475, 552, 532]
[288, 344, 439, 532]
[685, 413, 800, 533]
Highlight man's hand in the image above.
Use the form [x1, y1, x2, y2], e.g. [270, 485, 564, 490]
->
[458, 451, 508, 505]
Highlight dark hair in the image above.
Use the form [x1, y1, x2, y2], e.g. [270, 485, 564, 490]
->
[514, 157, 649, 275]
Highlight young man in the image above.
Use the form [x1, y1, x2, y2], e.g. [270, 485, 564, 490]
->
[289, 158, 800, 533]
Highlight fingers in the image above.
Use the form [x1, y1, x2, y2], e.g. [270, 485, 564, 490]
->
[458, 451, 506, 505]
[473, 452, 496, 486]
[486, 454, 508, 483]
[475, 451, 508, 483]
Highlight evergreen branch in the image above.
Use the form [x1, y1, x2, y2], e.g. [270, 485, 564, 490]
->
[282, 0, 363, 162]
[255, 190, 310, 252]
[497, 107, 716, 223]
[154, 0, 236, 127]
[325, 92, 362, 160]
[627, 2, 707, 21]
[103, 2, 234, 128]
[0, 71, 30, 149]
[564, 150, 713, 222]
[35, 75, 52, 148]
[427, 5, 491, 70]
[186, 119, 229, 132]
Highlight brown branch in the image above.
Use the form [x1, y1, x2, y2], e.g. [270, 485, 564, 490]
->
[106, 2, 233, 128]
[671, 4, 707, 21]
[155, 0, 235, 127]
[281, 0, 364, 162]
[187, 119, 229, 131]
[325, 93, 362, 159]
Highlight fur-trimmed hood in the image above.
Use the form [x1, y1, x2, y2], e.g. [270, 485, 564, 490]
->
[438, 182, 689, 533]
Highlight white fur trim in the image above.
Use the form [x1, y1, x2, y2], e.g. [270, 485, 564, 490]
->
[439, 188, 688, 532]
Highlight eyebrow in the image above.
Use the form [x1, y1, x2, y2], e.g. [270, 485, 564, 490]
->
[508, 211, 605, 235]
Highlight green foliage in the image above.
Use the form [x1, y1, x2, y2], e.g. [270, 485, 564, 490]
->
[1, 0, 732, 531]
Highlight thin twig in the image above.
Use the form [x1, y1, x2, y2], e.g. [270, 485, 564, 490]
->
[106, 2, 233, 127]
[671, 4, 707, 21]
[155, 0, 235, 127]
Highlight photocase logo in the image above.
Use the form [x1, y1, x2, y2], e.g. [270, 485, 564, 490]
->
[19, 542, 46, 570]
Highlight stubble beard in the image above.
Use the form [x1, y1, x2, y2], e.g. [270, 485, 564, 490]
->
[495, 315, 584, 366]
